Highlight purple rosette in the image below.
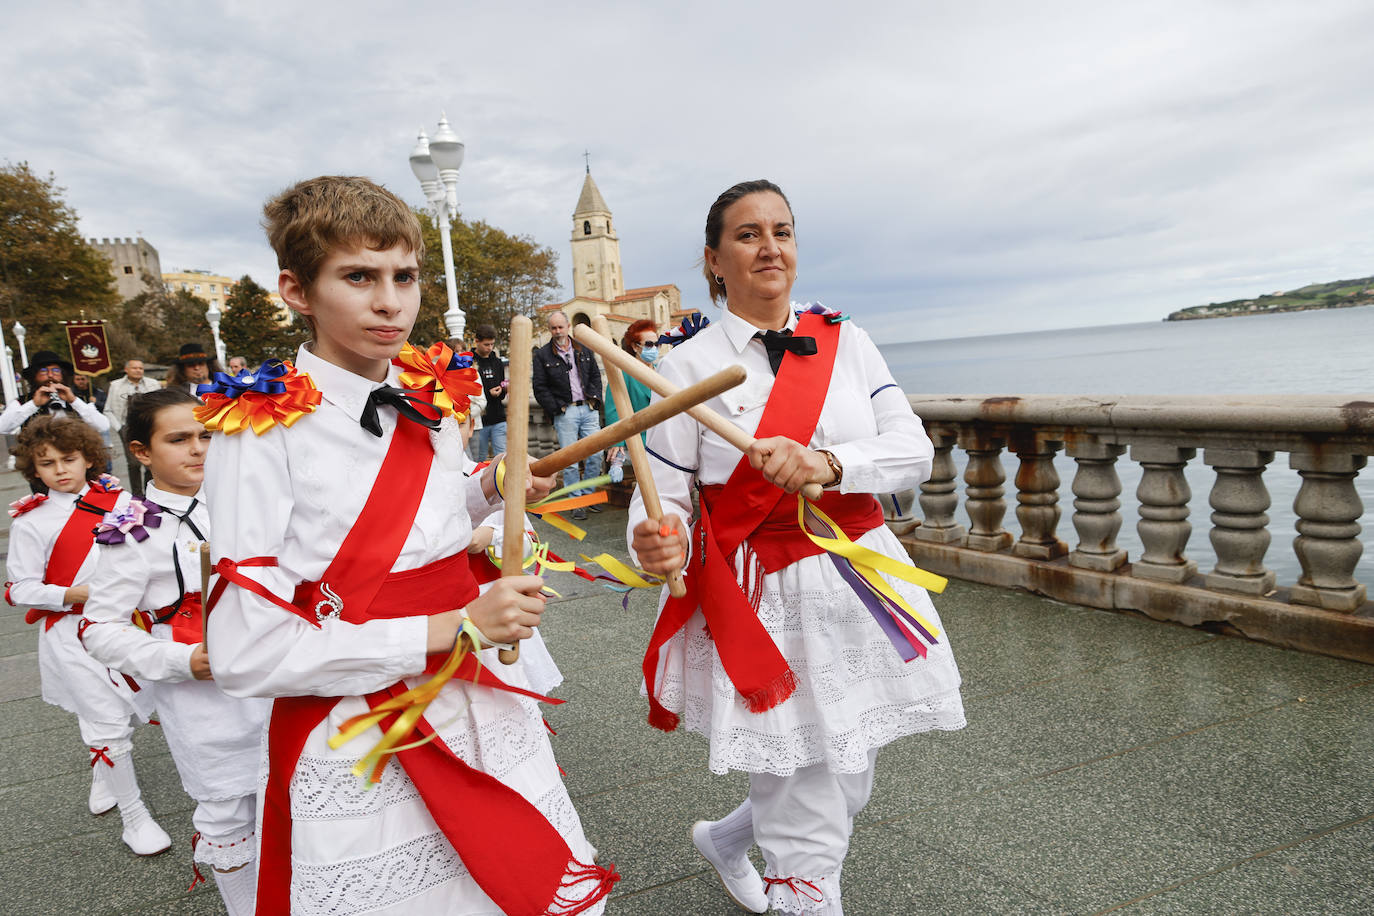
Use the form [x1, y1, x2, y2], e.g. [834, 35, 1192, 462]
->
[94, 498, 163, 545]
[198, 360, 290, 399]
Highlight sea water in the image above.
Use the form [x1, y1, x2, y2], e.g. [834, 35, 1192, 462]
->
[877, 306, 1374, 587]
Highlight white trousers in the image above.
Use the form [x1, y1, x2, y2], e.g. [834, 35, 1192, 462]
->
[749, 750, 877, 916]
[193, 794, 257, 871]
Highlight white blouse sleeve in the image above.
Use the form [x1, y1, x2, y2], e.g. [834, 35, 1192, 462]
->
[823, 325, 934, 495]
[204, 428, 428, 700]
[82, 541, 197, 683]
[0, 400, 37, 435]
[626, 352, 699, 568]
[6, 517, 70, 610]
[72, 396, 111, 432]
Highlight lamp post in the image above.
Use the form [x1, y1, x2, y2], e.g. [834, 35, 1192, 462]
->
[12, 322, 27, 369]
[206, 301, 226, 365]
[409, 114, 467, 341]
[0, 331, 15, 405]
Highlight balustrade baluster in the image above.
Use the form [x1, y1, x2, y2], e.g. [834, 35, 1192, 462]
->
[913, 430, 966, 544]
[960, 429, 1013, 552]
[1203, 448, 1276, 595]
[1132, 443, 1198, 582]
[1011, 433, 1067, 559]
[1067, 439, 1128, 571]
[1289, 450, 1367, 611]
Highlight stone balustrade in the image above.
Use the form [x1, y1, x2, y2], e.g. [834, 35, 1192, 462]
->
[893, 394, 1374, 663]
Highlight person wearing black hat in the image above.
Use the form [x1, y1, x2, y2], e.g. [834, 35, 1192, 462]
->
[0, 350, 111, 436]
[164, 343, 221, 399]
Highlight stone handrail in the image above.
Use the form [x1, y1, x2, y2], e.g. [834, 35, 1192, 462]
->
[896, 394, 1374, 663]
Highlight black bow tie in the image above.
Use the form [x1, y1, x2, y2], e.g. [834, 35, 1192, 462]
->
[755, 329, 817, 375]
[360, 385, 442, 437]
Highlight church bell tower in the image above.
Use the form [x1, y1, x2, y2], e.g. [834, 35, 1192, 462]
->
[570, 168, 623, 300]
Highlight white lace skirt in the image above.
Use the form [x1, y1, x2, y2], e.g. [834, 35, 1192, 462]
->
[277, 655, 602, 916]
[651, 524, 965, 776]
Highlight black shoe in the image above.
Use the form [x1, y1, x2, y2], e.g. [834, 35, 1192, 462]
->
[588, 503, 603, 513]
[572, 508, 587, 521]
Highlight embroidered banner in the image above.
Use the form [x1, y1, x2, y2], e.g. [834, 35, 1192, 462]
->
[62, 320, 113, 377]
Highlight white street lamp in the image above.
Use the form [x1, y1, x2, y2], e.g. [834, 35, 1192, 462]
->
[12, 322, 27, 369]
[206, 301, 226, 366]
[0, 331, 16, 405]
[410, 113, 467, 341]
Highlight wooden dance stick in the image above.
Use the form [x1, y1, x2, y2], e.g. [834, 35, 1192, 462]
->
[199, 543, 212, 649]
[526, 365, 746, 479]
[572, 325, 825, 501]
[498, 315, 533, 665]
[592, 315, 687, 598]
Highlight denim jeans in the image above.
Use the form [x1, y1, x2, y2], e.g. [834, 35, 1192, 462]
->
[468, 420, 507, 462]
[551, 403, 603, 494]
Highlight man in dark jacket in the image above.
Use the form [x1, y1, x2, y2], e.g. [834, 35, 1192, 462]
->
[531, 310, 603, 518]
[468, 325, 507, 461]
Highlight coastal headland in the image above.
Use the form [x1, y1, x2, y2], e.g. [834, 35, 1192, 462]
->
[1166, 275, 1374, 320]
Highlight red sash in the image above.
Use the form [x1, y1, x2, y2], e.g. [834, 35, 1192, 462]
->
[223, 407, 616, 915]
[138, 593, 204, 645]
[643, 313, 862, 731]
[25, 485, 120, 630]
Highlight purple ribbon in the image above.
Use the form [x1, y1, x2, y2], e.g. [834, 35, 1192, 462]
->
[94, 498, 163, 545]
[197, 360, 289, 399]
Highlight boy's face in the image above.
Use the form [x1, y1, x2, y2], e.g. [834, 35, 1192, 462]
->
[32, 445, 92, 494]
[282, 242, 421, 381]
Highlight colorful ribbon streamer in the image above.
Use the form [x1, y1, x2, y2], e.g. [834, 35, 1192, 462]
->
[195, 359, 323, 436]
[393, 341, 480, 422]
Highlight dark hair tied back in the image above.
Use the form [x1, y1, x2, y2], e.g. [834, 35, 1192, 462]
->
[702, 179, 793, 304]
[126, 388, 201, 446]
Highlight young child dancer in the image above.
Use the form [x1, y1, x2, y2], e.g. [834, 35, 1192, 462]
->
[204, 175, 615, 915]
[81, 388, 268, 915]
[5, 416, 170, 855]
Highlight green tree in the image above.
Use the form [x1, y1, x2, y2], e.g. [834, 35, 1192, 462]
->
[221, 274, 307, 364]
[0, 162, 118, 354]
[109, 286, 212, 368]
[415, 210, 560, 346]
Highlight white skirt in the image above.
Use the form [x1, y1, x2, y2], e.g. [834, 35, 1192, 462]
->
[651, 524, 966, 777]
[154, 674, 270, 802]
[277, 650, 602, 916]
[36, 613, 146, 728]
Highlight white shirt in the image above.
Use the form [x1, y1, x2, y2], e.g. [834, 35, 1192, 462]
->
[204, 344, 500, 699]
[6, 484, 102, 611]
[627, 307, 934, 551]
[0, 393, 110, 435]
[104, 374, 162, 431]
[81, 484, 205, 683]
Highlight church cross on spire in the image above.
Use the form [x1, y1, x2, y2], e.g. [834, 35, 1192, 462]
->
[583, 149, 590, 174]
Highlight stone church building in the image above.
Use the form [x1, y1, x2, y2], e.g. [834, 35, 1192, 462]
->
[536, 170, 696, 345]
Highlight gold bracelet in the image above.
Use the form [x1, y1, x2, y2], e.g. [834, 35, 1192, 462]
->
[817, 449, 843, 488]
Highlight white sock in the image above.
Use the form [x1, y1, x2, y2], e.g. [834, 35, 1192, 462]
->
[213, 859, 258, 916]
[708, 798, 755, 862]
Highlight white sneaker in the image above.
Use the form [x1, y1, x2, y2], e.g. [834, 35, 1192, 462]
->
[121, 807, 173, 856]
[692, 820, 768, 913]
[88, 768, 116, 816]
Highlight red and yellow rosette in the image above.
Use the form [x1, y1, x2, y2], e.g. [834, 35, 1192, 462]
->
[393, 341, 481, 422]
[195, 360, 322, 436]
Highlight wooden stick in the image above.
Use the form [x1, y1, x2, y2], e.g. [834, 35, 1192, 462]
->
[199, 542, 212, 649]
[573, 324, 825, 500]
[593, 315, 686, 598]
[527, 365, 746, 479]
[499, 315, 533, 665]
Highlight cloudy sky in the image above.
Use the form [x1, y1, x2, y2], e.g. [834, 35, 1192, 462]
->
[7, 0, 1374, 343]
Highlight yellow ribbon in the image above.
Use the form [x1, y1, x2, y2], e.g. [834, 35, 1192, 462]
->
[194, 368, 323, 436]
[580, 552, 666, 589]
[797, 498, 945, 639]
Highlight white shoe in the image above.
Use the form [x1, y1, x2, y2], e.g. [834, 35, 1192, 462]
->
[692, 820, 768, 913]
[106, 752, 172, 856]
[88, 765, 116, 816]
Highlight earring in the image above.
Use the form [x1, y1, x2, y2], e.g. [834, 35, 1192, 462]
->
[714, 275, 725, 287]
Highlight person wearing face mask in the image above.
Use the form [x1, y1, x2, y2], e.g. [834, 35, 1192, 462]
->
[603, 319, 660, 484]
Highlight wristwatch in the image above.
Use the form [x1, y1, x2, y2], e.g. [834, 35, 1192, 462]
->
[816, 449, 843, 488]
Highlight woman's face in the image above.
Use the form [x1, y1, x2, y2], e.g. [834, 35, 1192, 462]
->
[132, 403, 212, 496]
[705, 191, 796, 310]
[634, 331, 659, 364]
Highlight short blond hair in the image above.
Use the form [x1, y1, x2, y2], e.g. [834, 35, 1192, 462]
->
[262, 176, 423, 288]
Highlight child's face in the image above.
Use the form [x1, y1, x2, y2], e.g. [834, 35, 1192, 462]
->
[32, 445, 92, 494]
[132, 404, 212, 497]
[282, 242, 421, 381]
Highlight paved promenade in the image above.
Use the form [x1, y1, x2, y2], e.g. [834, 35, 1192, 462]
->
[0, 461, 1370, 915]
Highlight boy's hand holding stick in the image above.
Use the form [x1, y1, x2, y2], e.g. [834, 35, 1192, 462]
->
[592, 315, 687, 599]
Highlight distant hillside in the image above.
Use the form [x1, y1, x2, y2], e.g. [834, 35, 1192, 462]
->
[1165, 275, 1374, 321]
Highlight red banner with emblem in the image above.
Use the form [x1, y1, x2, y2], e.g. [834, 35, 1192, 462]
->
[62, 320, 113, 377]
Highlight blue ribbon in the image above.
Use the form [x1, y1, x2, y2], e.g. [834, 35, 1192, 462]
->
[659, 312, 710, 346]
[198, 360, 290, 399]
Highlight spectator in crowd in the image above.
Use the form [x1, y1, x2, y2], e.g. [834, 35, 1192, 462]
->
[468, 324, 507, 461]
[603, 319, 660, 484]
[532, 311, 604, 520]
[164, 343, 219, 398]
[0, 351, 110, 437]
[227, 355, 249, 374]
[71, 373, 113, 472]
[103, 358, 161, 496]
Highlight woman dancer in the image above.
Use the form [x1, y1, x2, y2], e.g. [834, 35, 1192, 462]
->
[628, 180, 965, 915]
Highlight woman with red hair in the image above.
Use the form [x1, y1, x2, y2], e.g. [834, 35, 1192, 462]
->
[603, 319, 660, 481]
